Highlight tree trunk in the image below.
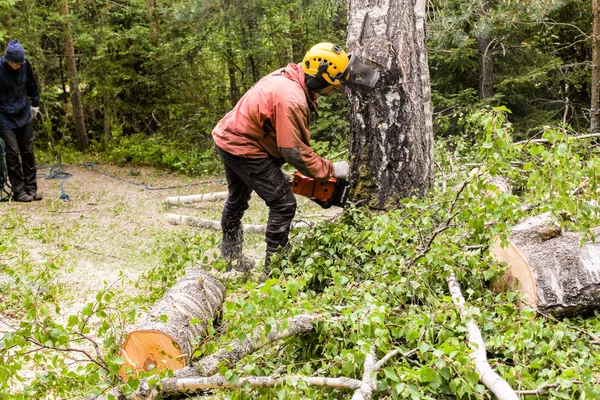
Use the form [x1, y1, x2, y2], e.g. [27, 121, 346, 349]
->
[346, 0, 434, 209]
[146, 0, 160, 44]
[226, 49, 240, 106]
[58, 0, 88, 151]
[491, 213, 600, 316]
[119, 268, 226, 378]
[592, 0, 600, 133]
[477, 37, 494, 99]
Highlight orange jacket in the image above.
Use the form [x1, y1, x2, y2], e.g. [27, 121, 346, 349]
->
[212, 63, 334, 180]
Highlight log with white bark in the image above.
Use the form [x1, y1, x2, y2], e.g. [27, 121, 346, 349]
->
[119, 268, 225, 378]
[166, 213, 266, 233]
[491, 212, 600, 316]
[165, 191, 229, 205]
[447, 270, 519, 400]
[167, 214, 314, 234]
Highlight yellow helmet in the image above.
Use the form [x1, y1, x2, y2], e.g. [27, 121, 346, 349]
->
[302, 42, 380, 93]
[302, 42, 349, 89]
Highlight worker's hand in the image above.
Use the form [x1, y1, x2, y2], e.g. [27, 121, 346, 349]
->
[332, 161, 349, 180]
[30, 106, 40, 119]
[281, 169, 293, 183]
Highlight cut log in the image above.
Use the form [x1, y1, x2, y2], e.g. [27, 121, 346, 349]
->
[119, 268, 226, 378]
[491, 212, 600, 316]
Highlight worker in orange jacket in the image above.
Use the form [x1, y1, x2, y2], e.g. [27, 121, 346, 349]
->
[212, 42, 379, 277]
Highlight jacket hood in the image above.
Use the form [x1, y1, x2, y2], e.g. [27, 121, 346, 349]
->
[281, 63, 318, 110]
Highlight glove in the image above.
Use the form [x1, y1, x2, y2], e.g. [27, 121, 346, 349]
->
[332, 161, 350, 180]
[281, 169, 293, 183]
[30, 106, 40, 119]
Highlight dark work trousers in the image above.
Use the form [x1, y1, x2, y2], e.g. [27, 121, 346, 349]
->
[216, 146, 297, 263]
[0, 122, 36, 196]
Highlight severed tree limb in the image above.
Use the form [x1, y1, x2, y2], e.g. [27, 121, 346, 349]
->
[447, 270, 519, 400]
[166, 191, 229, 205]
[352, 347, 377, 400]
[514, 132, 600, 145]
[161, 375, 362, 394]
[167, 214, 313, 234]
[191, 314, 316, 376]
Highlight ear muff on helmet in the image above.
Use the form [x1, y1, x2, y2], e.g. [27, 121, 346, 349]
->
[305, 62, 332, 92]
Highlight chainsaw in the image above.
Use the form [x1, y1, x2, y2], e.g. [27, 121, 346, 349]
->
[291, 172, 350, 208]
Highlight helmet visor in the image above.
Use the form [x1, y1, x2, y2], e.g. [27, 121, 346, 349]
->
[340, 54, 380, 92]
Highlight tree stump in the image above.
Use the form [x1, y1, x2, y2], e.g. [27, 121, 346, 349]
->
[491, 213, 600, 316]
[119, 268, 226, 378]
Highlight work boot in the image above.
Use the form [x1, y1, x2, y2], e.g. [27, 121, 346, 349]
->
[259, 251, 275, 283]
[13, 191, 33, 202]
[28, 191, 42, 201]
[225, 254, 256, 272]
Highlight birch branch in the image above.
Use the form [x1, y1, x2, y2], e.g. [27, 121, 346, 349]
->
[446, 270, 519, 400]
[167, 214, 313, 233]
[352, 346, 377, 400]
[514, 132, 600, 145]
[166, 214, 266, 233]
[191, 314, 316, 376]
[166, 191, 229, 205]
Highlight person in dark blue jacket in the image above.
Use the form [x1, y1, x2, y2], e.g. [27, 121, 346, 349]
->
[0, 39, 41, 202]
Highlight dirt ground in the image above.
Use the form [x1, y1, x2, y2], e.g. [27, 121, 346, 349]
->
[0, 163, 338, 321]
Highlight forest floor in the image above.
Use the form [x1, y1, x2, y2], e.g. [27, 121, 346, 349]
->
[0, 162, 338, 396]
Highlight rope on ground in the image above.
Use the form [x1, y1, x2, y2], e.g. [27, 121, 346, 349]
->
[0, 138, 11, 201]
[82, 163, 225, 191]
[37, 163, 72, 201]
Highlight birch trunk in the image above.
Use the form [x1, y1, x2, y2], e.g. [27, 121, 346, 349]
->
[592, 0, 600, 133]
[346, 0, 434, 209]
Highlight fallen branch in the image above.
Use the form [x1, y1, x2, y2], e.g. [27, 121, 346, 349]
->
[447, 270, 519, 400]
[166, 214, 266, 233]
[144, 374, 363, 398]
[165, 191, 229, 205]
[514, 132, 600, 145]
[167, 214, 313, 234]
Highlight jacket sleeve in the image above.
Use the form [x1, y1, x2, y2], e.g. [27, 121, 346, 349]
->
[274, 101, 334, 180]
[25, 61, 40, 107]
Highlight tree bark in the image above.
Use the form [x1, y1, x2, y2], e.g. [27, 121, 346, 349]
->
[491, 213, 600, 316]
[592, 0, 600, 133]
[477, 0, 494, 100]
[346, 0, 434, 209]
[119, 269, 225, 378]
[58, 0, 88, 151]
[146, 0, 160, 44]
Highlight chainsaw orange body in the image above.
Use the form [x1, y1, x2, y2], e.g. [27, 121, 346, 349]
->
[291, 172, 350, 208]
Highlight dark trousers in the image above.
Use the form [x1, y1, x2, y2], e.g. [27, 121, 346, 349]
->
[0, 123, 36, 196]
[216, 147, 297, 260]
